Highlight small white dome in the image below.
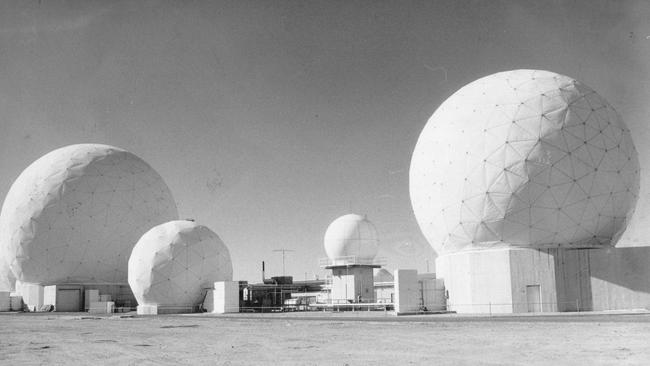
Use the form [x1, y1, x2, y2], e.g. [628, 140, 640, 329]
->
[324, 214, 379, 261]
[128, 220, 233, 308]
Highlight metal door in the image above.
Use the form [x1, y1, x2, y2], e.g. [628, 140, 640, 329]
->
[526, 285, 541, 312]
[57, 289, 81, 312]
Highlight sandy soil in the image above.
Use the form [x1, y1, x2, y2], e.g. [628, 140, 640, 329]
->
[1, 312, 650, 365]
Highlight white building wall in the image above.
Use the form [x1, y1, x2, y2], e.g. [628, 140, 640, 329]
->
[553, 248, 592, 311]
[419, 276, 446, 311]
[203, 289, 215, 313]
[15, 281, 44, 311]
[213, 281, 239, 313]
[509, 249, 557, 313]
[437, 249, 513, 313]
[330, 266, 374, 303]
[43, 285, 56, 307]
[587, 247, 650, 311]
[0, 291, 9, 311]
[394, 269, 419, 314]
[137, 305, 159, 315]
[439, 246, 650, 314]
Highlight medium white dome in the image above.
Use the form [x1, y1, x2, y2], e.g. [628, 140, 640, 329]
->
[0, 144, 178, 285]
[410, 70, 640, 255]
[324, 214, 379, 261]
[128, 220, 233, 308]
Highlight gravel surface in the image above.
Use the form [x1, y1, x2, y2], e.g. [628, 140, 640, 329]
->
[1, 312, 649, 365]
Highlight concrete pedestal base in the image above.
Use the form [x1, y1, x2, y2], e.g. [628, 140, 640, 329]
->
[437, 247, 650, 313]
[329, 265, 377, 303]
[437, 248, 556, 314]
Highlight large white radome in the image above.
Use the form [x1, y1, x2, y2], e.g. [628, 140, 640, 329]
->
[0, 144, 178, 285]
[324, 214, 379, 261]
[410, 70, 640, 255]
[128, 220, 233, 308]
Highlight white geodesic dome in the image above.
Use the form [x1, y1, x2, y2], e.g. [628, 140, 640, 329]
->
[410, 69, 640, 255]
[128, 220, 233, 308]
[0, 144, 178, 285]
[324, 214, 379, 261]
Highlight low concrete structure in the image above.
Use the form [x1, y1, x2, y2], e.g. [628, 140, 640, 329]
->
[136, 304, 160, 315]
[88, 301, 115, 314]
[393, 270, 446, 314]
[9, 295, 22, 311]
[204, 281, 239, 313]
[84, 289, 99, 311]
[418, 273, 446, 311]
[44, 285, 84, 312]
[394, 269, 419, 314]
[328, 263, 379, 303]
[16, 282, 43, 312]
[437, 247, 650, 313]
[16, 282, 134, 312]
[0, 291, 9, 311]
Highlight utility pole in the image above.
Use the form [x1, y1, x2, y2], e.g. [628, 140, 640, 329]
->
[272, 248, 294, 276]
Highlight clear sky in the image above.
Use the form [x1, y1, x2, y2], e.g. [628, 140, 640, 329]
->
[1, 1, 649, 282]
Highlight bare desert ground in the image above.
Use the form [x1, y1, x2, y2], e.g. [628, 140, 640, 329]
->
[1, 311, 650, 365]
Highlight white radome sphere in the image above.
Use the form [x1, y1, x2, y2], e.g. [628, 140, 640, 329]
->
[324, 214, 379, 261]
[410, 70, 640, 255]
[128, 220, 233, 308]
[0, 144, 178, 285]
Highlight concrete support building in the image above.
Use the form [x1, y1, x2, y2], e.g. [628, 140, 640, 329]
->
[326, 260, 381, 303]
[438, 247, 650, 313]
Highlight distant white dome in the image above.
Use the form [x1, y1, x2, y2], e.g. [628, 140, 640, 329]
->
[128, 220, 233, 308]
[324, 214, 379, 261]
[0, 144, 178, 285]
[410, 70, 640, 255]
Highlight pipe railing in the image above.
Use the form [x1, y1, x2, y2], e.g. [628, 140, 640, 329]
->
[318, 256, 387, 267]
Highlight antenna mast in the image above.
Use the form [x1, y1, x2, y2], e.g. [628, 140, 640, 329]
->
[272, 248, 294, 276]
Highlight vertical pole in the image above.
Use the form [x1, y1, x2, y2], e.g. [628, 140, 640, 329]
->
[273, 249, 294, 277]
[345, 266, 350, 302]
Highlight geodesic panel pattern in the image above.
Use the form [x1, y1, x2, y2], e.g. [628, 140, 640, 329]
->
[128, 220, 233, 308]
[324, 214, 379, 261]
[410, 70, 640, 255]
[0, 144, 178, 284]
